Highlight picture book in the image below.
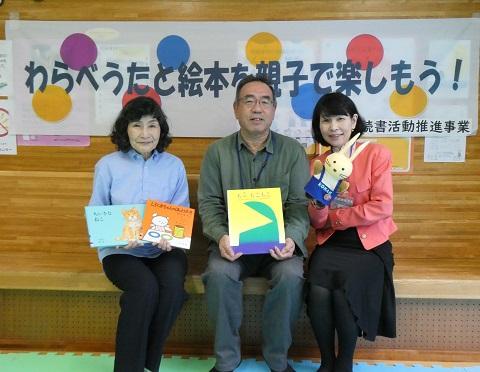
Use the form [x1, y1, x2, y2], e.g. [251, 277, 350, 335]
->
[139, 200, 195, 249]
[227, 187, 285, 255]
[84, 204, 145, 248]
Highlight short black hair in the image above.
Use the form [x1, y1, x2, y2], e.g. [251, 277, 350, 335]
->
[235, 74, 277, 106]
[311, 92, 366, 146]
[110, 96, 172, 153]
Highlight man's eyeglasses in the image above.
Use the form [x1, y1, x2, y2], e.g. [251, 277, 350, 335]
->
[237, 96, 275, 109]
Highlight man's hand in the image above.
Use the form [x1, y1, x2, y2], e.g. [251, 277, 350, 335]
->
[218, 234, 243, 261]
[270, 237, 296, 260]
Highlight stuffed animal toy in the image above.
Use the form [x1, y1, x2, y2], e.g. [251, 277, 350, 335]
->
[304, 133, 369, 206]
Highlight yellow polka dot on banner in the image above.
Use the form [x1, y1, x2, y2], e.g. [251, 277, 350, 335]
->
[245, 32, 282, 66]
[389, 85, 428, 117]
[32, 85, 72, 122]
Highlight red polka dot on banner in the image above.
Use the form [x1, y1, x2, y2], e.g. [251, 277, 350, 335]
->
[122, 85, 161, 107]
[346, 34, 384, 70]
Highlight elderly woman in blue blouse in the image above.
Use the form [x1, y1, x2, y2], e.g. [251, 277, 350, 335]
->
[89, 96, 189, 372]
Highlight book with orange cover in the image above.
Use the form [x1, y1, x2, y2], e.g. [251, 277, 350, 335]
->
[139, 200, 195, 249]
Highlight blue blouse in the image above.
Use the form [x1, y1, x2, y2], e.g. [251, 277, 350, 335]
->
[89, 149, 189, 261]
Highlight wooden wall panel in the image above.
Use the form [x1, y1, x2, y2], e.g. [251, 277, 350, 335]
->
[0, 1, 479, 27]
[0, 1, 479, 270]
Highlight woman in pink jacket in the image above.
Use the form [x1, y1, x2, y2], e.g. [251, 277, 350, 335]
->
[307, 92, 397, 372]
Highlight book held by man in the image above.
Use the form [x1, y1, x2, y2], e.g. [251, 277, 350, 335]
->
[139, 200, 195, 249]
[227, 187, 285, 255]
[84, 204, 145, 248]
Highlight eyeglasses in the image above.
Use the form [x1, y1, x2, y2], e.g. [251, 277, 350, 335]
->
[237, 96, 275, 109]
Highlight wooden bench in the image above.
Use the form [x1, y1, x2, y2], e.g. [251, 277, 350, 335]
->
[1, 230, 479, 362]
[1, 170, 478, 299]
[1, 253, 479, 299]
[1, 176, 479, 362]
[1, 138, 479, 361]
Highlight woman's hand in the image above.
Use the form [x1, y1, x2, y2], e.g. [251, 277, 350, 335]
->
[310, 198, 326, 210]
[122, 240, 142, 249]
[153, 239, 173, 252]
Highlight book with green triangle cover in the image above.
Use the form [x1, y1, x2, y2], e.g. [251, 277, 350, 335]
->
[227, 187, 285, 255]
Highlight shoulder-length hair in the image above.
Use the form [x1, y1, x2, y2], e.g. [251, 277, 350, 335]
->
[110, 96, 172, 153]
[311, 92, 366, 146]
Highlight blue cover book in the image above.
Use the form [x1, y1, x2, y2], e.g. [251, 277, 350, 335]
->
[304, 167, 342, 206]
[84, 204, 145, 248]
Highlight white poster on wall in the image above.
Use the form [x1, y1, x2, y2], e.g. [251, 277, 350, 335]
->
[0, 100, 17, 155]
[0, 40, 13, 97]
[5, 19, 480, 139]
[424, 136, 466, 162]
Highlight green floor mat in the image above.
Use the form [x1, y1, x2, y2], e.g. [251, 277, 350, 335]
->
[0, 352, 478, 372]
[0, 353, 216, 372]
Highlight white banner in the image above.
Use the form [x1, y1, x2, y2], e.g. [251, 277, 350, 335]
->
[6, 19, 480, 139]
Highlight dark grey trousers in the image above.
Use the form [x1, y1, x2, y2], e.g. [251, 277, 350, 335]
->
[202, 248, 304, 371]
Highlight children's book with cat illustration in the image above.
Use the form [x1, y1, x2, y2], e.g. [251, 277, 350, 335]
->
[139, 200, 195, 249]
[227, 187, 285, 255]
[84, 204, 145, 248]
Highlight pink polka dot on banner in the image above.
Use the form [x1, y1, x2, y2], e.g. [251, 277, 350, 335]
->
[346, 34, 384, 70]
[122, 85, 162, 108]
[60, 33, 98, 71]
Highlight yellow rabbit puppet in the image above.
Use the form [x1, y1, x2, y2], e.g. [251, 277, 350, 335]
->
[304, 133, 369, 206]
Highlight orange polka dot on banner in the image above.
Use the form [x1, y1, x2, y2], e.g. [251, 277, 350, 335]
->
[245, 32, 282, 66]
[389, 85, 428, 117]
[32, 85, 72, 122]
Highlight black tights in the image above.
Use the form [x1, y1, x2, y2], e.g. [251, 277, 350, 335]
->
[307, 284, 359, 372]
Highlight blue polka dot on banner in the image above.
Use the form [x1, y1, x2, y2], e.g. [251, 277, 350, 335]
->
[291, 83, 322, 120]
[156, 35, 190, 70]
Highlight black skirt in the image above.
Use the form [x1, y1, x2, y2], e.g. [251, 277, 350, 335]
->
[307, 227, 396, 341]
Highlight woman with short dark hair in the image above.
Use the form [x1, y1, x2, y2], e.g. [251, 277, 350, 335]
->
[89, 96, 189, 372]
[307, 92, 397, 372]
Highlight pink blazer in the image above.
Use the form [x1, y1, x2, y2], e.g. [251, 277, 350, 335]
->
[308, 143, 397, 250]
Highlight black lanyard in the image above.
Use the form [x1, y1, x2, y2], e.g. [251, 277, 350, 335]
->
[236, 133, 273, 189]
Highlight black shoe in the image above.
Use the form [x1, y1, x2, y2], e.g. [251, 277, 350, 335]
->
[271, 364, 296, 372]
[209, 367, 233, 372]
